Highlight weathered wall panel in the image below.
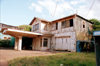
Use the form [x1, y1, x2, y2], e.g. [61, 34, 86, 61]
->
[74, 16, 92, 41]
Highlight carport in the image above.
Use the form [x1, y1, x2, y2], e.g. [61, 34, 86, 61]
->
[1, 28, 42, 51]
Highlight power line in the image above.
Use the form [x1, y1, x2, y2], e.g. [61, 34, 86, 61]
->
[86, 0, 96, 18]
[52, 0, 58, 17]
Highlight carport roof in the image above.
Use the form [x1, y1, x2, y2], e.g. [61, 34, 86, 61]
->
[1, 28, 42, 38]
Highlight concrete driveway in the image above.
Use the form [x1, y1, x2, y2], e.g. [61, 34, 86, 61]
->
[0, 49, 56, 66]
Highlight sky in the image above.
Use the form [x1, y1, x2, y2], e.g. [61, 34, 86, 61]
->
[0, 0, 100, 26]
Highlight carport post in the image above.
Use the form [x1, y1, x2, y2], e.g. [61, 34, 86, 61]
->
[18, 36, 22, 51]
[14, 38, 18, 50]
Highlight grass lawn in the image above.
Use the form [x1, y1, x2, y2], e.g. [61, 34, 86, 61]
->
[8, 52, 96, 66]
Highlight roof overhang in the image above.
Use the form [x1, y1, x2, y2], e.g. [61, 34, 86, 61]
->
[1, 28, 42, 38]
[29, 17, 50, 25]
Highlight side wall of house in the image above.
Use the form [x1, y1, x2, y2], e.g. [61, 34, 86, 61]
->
[74, 16, 92, 41]
[51, 18, 76, 52]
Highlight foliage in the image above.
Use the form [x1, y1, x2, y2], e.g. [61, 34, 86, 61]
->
[18, 25, 32, 31]
[89, 19, 100, 25]
[8, 53, 96, 66]
[0, 39, 11, 47]
[89, 19, 100, 31]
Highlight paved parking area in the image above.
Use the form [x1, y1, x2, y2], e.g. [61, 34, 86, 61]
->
[0, 49, 56, 66]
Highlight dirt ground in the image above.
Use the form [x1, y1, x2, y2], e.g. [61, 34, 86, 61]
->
[0, 49, 56, 66]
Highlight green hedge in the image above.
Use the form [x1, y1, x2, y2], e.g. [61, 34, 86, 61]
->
[0, 40, 11, 47]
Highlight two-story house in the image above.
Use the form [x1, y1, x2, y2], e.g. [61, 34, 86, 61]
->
[30, 14, 93, 52]
[1, 14, 93, 52]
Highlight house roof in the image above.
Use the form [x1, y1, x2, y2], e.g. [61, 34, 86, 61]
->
[0, 23, 18, 28]
[52, 14, 76, 23]
[29, 17, 50, 25]
[29, 14, 93, 25]
[52, 14, 93, 24]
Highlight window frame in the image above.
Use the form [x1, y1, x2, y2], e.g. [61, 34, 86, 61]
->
[83, 24, 85, 28]
[43, 38, 48, 47]
[32, 23, 39, 31]
[70, 19, 73, 27]
[61, 20, 67, 28]
[56, 22, 58, 30]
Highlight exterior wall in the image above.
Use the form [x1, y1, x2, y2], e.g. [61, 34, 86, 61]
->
[50, 19, 76, 52]
[74, 16, 92, 41]
[32, 36, 50, 51]
[40, 22, 51, 34]
[32, 37, 41, 50]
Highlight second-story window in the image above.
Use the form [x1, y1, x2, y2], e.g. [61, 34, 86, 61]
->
[83, 22, 85, 28]
[83, 24, 85, 28]
[33, 23, 39, 31]
[70, 19, 73, 27]
[62, 20, 70, 28]
[62, 20, 66, 28]
[56, 22, 58, 30]
[35, 24, 39, 30]
[33, 25, 35, 31]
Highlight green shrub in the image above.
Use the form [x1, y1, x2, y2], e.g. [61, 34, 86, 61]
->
[0, 39, 11, 47]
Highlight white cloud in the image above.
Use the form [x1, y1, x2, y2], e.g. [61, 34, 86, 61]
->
[77, 0, 100, 19]
[29, 0, 100, 20]
[70, 1, 79, 5]
[29, 2, 43, 13]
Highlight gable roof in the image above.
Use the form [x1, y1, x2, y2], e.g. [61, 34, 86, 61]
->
[52, 14, 76, 23]
[29, 17, 50, 25]
[29, 14, 93, 25]
[52, 14, 93, 24]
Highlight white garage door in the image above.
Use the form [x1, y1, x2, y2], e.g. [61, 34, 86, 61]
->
[55, 37, 75, 51]
[55, 38, 69, 50]
[55, 38, 62, 50]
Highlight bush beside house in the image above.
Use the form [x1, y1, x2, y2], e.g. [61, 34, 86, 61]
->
[0, 39, 11, 47]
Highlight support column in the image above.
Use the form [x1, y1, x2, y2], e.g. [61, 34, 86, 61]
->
[18, 36, 22, 51]
[32, 38, 34, 50]
[42, 38, 44, 49]
[14, 38, 18, 50]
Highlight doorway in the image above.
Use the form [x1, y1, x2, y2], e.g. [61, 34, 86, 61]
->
[22, 37, 33, 50]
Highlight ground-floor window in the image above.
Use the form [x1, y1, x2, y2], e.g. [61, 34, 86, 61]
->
[43, 38, 48, 47]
